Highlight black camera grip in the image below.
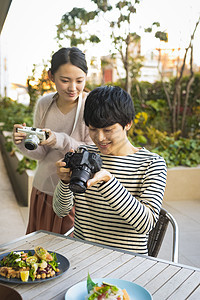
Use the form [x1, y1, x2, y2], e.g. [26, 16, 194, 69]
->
[45, 131, 50, 139]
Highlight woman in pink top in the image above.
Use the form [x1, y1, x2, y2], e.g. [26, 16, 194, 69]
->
[13, 47, 92, 234]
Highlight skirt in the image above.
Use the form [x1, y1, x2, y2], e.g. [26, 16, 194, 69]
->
[26, 187, 75, 235]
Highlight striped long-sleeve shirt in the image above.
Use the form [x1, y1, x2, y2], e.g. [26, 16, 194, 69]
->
[53, 145, 167, 254]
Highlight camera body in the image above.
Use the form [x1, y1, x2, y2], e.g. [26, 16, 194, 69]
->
[17, 126, 49, 150]
[63, 147, 102, 193]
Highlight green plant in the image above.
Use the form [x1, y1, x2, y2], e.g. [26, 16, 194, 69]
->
[0, 97, 33, 131]
[152, 138, 200, 168]
[129, 121, 200, 168]
[16, 157, 37, 175]
[130, 73, 200, 138]
[4, 140, 14, 152]
[142, 127, 200, 167]
[27, 62, 55, 110]
[0, 106, 37, 174]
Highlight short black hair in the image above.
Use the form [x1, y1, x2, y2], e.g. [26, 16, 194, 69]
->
[84, 86, 135, 128]
[50, 47, 88, 75]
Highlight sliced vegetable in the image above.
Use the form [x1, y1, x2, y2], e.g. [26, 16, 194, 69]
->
[26, 256, 38, 264]
[20, 271, 29, 282]
[122, 289, 130, 300]
[39, 260, 47, 269]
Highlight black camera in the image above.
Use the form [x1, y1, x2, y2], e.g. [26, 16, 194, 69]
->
[63, 147, 102, 193]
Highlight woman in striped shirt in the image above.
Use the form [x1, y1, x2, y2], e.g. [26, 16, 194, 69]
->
[53, 86, 167, 254]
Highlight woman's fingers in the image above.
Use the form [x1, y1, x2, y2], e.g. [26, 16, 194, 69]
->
[13, 124, 26, 144]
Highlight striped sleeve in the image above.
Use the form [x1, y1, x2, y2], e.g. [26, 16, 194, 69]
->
[53, 180, 74, 217]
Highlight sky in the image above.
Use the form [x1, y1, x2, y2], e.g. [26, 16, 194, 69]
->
[1, 0, 200, 86]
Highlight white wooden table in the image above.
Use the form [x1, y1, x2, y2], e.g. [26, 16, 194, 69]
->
[0, 230, 200, 300]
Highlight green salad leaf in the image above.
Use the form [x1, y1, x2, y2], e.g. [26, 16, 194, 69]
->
[87, 273, 97, 293]
[48, 252, 59, 271]
[0, 252, 26, 268]
[29, 268, 35, 281]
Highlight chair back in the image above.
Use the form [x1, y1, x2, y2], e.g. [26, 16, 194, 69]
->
[147, 208, 179, 263]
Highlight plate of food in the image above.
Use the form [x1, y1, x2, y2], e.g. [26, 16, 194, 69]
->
[0, 246, 70, 284]
[65, 274, 152, 300]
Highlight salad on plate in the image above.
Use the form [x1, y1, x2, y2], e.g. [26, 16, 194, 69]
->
[86, 274, 130, 300]
[0, 246, 60, 281]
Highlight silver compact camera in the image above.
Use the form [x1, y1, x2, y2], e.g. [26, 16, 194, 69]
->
[17, 126, 49, 150]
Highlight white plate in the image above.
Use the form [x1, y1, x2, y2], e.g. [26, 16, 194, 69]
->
[65, 277, 152, 300]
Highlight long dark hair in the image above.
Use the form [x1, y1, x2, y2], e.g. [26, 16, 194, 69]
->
[50, 47, 88, 75]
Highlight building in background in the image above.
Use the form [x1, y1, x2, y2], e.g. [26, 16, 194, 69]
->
[139, 50, 160, 83]
[101, 55, 119, 84]
[87, 55, 102, 85]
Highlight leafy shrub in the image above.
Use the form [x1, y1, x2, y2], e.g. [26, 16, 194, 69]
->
[131, 74, 200, 136]
[0, 97, 33, 131]
[16, 157, 37, 174]
[152, 137, 200, 168]
[129, 124, 200, 168]
[0, 97, 37, 173]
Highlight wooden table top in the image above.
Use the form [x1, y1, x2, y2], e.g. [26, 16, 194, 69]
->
[0, 230, 200, 300]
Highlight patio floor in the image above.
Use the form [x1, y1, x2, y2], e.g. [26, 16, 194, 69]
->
[0, 149, 200, 269]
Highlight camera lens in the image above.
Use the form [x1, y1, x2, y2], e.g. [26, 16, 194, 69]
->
[24, 134, 40, 150]
[69, 167, 91, 193]
[69, 181, 86, 193]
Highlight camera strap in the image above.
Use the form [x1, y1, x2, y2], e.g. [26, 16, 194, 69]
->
[71, 93, 82, 135]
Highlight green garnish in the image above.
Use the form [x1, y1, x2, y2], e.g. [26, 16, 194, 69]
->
[0, 252, 26, 268]
[48, 252, 58, 271]
[87, 273, 97, 293]
[29, 268, 35, 281]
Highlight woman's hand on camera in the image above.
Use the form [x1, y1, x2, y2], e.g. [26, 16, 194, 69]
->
[40, 129, 56, 147]
[13, 123, 26, 144]
[56, 160, 71, 184]
[87, 169, 112, 188]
